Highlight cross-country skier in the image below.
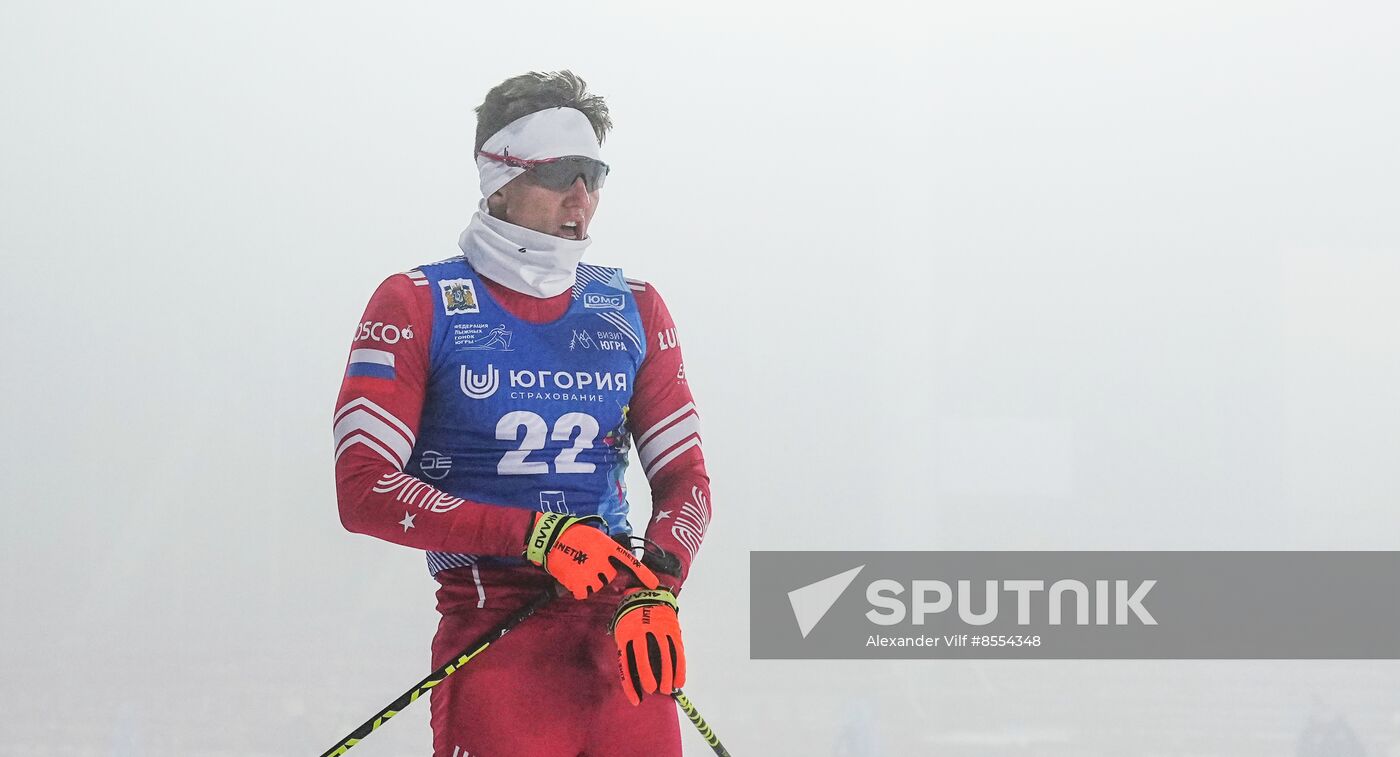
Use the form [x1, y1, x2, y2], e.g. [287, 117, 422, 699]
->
[333, 71, 712, 756]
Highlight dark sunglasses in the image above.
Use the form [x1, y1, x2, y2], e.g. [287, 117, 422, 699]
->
[478, 151, 610, 192]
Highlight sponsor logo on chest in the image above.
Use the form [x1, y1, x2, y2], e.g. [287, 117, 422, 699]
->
[454, 322, 514, 351]
[459, 364, 629, 402]
[570, 328, 629, 352]
[418, 450, 452, 480]
[583, 293, 624, 310]
[440, 279, 480, 315]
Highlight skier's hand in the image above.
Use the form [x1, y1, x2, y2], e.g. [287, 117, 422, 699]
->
[610, 587, 686, 706]
[524, 512, 658, 600]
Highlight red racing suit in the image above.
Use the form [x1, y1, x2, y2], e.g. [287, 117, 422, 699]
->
[333, 261, 711, 756]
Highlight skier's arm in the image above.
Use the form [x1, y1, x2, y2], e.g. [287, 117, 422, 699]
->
[333, 273, 530, 556]
[626, 281, 712, 587]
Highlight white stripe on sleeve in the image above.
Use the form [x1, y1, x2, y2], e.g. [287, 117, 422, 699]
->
[635, 402, 696, 449]
[638, 408, 702, 474]
[333, 398, 415, 469]
[348, 348, 396, 367]
[644, 437, 701, 479]
[335, 432, 402, 468]
[334, 398, 415, 445]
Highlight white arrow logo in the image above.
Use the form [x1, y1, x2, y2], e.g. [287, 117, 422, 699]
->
[787, 565, 865, 638]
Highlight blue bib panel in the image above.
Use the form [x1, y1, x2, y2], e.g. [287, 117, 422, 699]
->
[409, 259, 647, 575]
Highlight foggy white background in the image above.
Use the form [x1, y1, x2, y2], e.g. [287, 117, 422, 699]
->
[3, 1, 1399, 755]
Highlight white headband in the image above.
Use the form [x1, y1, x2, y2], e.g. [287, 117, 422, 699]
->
[476, 107, 602, 198]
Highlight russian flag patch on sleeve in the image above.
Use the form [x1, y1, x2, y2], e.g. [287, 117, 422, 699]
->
[347, 348, 396, 380]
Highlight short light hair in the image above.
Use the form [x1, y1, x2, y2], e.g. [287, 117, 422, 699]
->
[474, 70, 613, 153]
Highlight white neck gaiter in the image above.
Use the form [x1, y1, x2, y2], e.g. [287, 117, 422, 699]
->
[459, 199, 590, 298]
[461, 106, 602, 297]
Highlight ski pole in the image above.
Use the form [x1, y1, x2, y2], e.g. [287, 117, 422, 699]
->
[319, 588, 559, 757]
[673, 689, 733, 757]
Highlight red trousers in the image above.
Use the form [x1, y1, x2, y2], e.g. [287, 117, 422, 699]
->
[429, 566, 681, 757]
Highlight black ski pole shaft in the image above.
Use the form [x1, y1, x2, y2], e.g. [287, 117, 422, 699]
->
[673, 689, 733, 757]
[319, 588, 558, 757]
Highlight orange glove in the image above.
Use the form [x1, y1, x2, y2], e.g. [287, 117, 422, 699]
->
[524, 512, 658, 600]
[610, 587, 686, 705]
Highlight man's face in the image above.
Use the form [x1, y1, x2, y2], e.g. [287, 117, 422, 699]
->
[493, 171, 600, 241]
